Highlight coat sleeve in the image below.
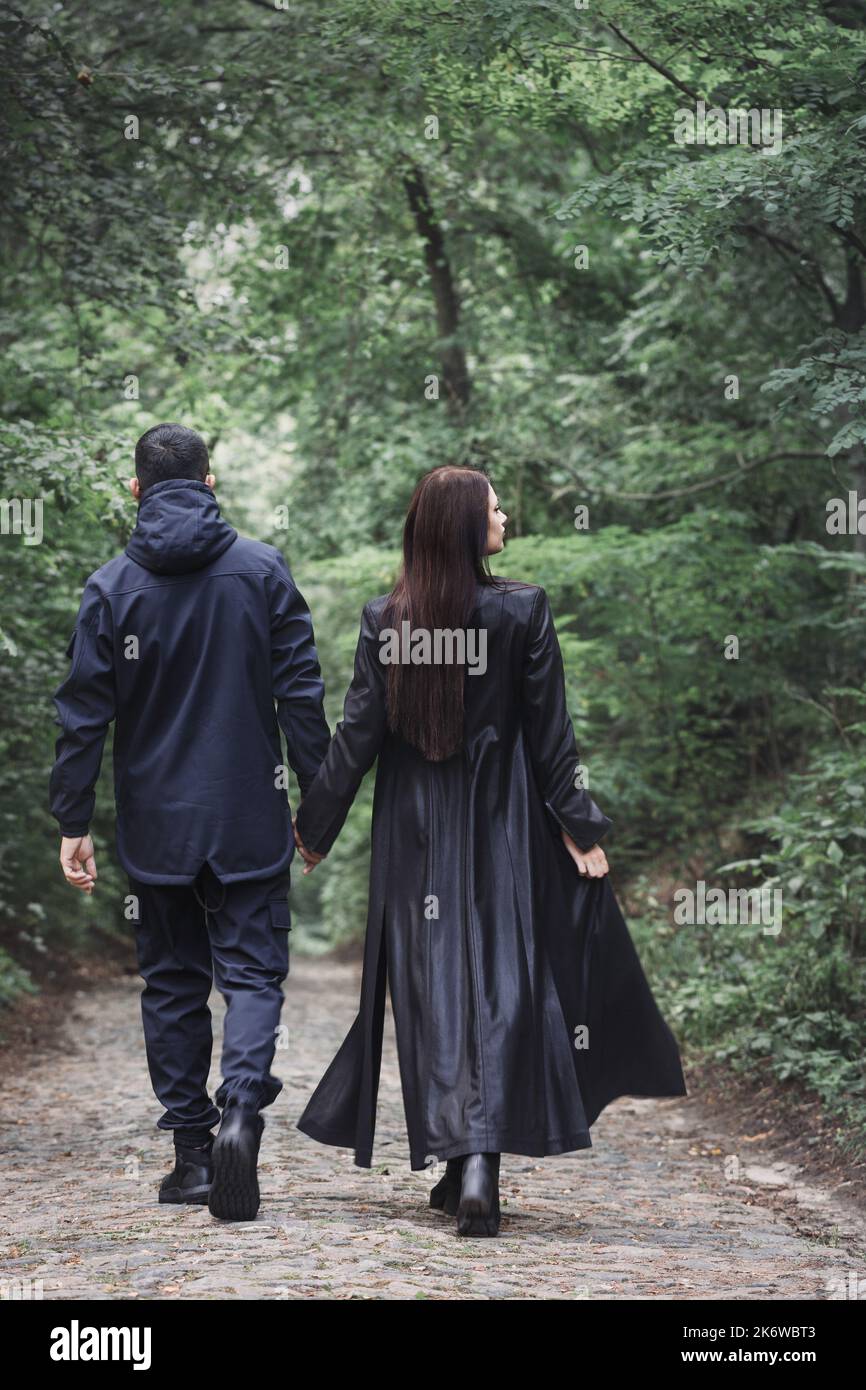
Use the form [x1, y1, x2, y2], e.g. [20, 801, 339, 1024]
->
[295, 601, 388, 856]
[49, 581, 116, 838]
[522, 586, 612, 853]
[267, 552, 332, 798]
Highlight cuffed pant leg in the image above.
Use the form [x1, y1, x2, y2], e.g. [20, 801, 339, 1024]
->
[204, 867, 291, 1113]
[129, 876, 222, 1139]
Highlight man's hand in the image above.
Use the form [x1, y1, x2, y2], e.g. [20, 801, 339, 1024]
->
[59, 835, 97, 893]
[293, 818, 325, 876]
[561, 831, 609, 878]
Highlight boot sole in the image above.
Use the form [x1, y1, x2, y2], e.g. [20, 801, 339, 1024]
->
[208, 1139, 260, 1221]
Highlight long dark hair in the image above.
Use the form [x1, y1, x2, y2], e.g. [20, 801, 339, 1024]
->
[383, 466, 502, 761]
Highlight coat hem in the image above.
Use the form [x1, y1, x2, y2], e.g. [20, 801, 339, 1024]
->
[296, 1114, 596, 1171]
[117, 837, 294, 885]
[411, 1129, 593, 1170]
[584, 1082, 689, 1130]
[295, 1116, 373, 1168]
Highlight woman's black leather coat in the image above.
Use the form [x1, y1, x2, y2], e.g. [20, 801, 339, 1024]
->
[296, 579, 687, 1170]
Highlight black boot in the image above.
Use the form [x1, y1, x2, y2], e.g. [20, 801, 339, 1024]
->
[456, 1152, 501, 1237]
[207, 1098, 265, 1221]
[159, 1137, 213, 1205]
[429, 1157, 465, 1215]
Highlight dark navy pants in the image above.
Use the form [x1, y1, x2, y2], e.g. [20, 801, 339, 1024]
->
[128, 862, 292, 1145]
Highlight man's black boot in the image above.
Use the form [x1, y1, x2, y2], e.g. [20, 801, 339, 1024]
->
[159, 1137, 213, 1205]
[208, 1097, 265, 1221]
[429, 1157, 465, 1215]
[456, 1152, 501, 1237]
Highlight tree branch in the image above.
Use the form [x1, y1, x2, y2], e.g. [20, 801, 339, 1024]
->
[605, 22, 704, 102]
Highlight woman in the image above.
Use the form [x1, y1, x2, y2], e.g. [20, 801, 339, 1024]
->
[293, 466, 686, 1237]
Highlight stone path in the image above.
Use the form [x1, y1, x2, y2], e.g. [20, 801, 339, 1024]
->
[1, 955, 865, 1300]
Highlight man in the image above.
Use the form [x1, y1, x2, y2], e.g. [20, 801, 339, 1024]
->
[49, 423, 331, 1221]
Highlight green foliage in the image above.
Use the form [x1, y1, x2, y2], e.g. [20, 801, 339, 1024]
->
[630, 734, 866, 1145]
[1, 0, 865, 1152]
[738, 727, 866, 951]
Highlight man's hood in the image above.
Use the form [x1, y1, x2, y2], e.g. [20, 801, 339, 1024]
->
[125, 478, 238, 575]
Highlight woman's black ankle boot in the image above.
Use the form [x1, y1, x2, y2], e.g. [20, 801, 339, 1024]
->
[456, 1152, 501, 1236]
[429, 1156, 465, 1215]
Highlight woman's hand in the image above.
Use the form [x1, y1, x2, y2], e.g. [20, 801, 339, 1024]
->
[561, 830, 609, 877]
[293, 818, 325, 875]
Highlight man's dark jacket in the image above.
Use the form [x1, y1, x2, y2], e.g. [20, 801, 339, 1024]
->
[49, 477, 331, 884]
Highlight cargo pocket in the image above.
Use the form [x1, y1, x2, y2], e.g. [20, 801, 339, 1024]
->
[268, 895, 292, 973]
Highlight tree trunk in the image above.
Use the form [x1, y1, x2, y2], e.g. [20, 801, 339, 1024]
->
[403, 164, 470, 415]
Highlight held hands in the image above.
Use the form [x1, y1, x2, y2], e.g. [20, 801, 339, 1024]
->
[59, 835, 97, 894]
[561, 830, 609, 878]
[292, 817, 326, 875]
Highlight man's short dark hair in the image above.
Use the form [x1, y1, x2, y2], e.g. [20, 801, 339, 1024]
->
[135, 423, 209, 493]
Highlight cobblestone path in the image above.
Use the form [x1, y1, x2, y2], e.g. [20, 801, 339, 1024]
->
[1, 956, 864, 1300]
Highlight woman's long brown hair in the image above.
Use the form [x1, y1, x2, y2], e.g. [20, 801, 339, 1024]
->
[383, 466, 502, 761]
